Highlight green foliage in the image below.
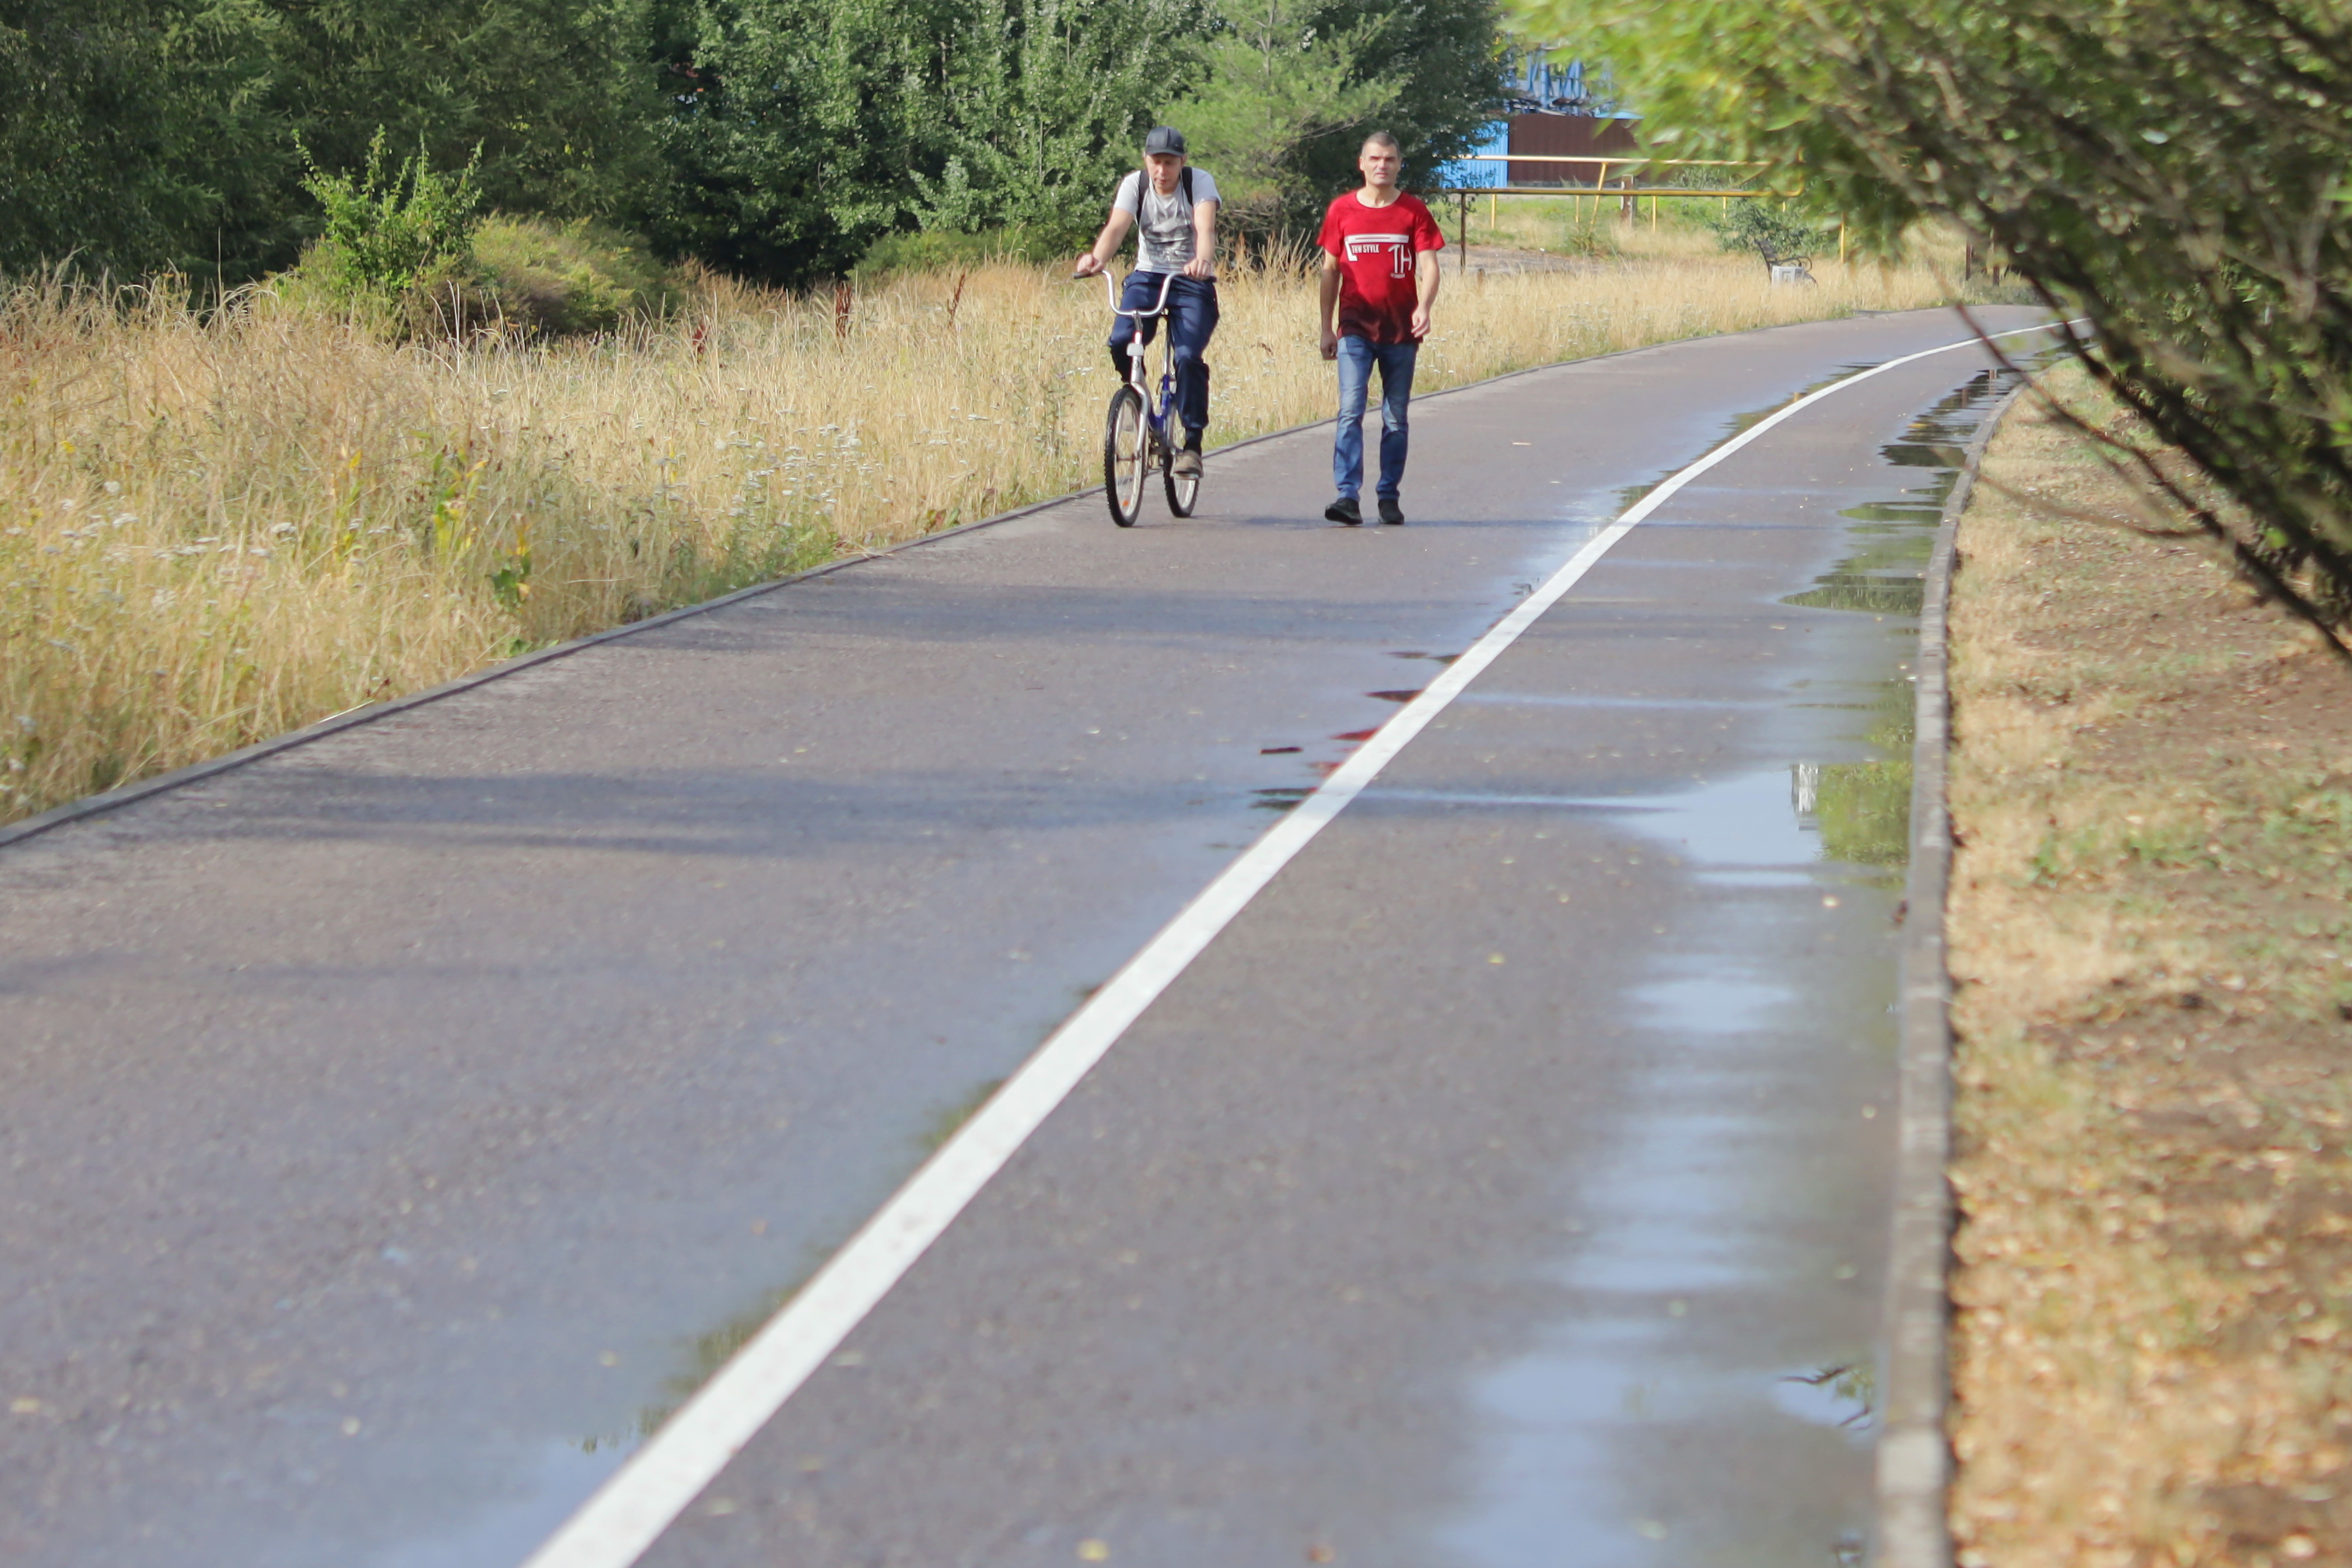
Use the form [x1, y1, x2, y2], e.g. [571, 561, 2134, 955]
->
[0, 0, 663, 284]
[651, 0, 1206, 286]
[1703, 200, 1835, 267]
[1280, 0, 1506, 222]
[1814, 758, 1912, 867]
[261, 0, 664, 230]
[2, 0, 1504, 298]
[911, 0, 1207, 237]
[1175, 0, 1404, 229]
[299, 130, 482, 301]
[653, 0, 1502, 279]
[645, 0, 953, 285]
[1520, 0, 2352, 633]
[469, 217, 684, 334]
[278, 210, 682, 339]
[0, 0, 285, 281]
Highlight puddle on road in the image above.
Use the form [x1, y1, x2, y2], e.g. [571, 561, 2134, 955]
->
[387, 352, 2050, 1568]
[1437, 364, 2040, 1568]
[1437, 766, 1887, 1568]
[363, 1247, 830, 1568]
[1776, 1362, 1876, 1434]
[1784, 365, 2027, 874]
[1604, 362, 1884, 519]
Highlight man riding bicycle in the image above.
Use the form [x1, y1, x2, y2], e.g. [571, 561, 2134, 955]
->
[1073, 125, 1219, 480]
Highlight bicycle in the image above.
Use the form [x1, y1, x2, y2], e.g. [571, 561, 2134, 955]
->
[1088, 271, 1200, 527]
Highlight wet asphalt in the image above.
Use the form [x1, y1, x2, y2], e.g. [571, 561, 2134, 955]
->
[0, 305, 2047, 1568]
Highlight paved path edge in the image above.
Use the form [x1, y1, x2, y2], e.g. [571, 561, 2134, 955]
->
[1875, 380, 2026, 1567]
[0, 331, 1707, 853]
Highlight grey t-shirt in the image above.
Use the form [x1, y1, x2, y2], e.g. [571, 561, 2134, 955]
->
[1113, 167, 1220, 274]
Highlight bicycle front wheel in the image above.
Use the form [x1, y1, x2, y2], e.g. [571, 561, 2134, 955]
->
[1103, 387, 1147, 527]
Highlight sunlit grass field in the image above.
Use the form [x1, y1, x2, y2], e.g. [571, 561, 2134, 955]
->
[1, 229, 1972, 824]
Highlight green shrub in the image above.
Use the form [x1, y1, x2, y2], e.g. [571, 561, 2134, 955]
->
[470, 217, 684, 334]
[298, 130, 482, 302]
[1703, 199, 1836, 266]
[275, 209, 682, 339]
[285, 133, 681, 337]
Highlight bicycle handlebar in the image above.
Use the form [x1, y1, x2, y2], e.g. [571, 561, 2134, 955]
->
[1076, 269, 1178, 320]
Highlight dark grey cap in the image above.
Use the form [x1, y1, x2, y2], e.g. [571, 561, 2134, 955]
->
[1142, 125, 1186, 156]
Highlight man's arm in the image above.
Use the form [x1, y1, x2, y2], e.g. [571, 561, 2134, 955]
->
[1183, 198, 1218, 279]
[1318, 251, 1343, 359]
[1410, 247, 1441, 340]
[1073, 207, 1135, 277]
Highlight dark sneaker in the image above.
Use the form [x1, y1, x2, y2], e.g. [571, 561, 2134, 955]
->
[1324, 496, 1363, 526]
[1172, 447, 1202, 479]
[1377, 496, 1405, 526]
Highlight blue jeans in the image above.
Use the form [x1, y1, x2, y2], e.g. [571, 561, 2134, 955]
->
[1332, 335, 1418, 500]
[1108, 272, 1217, 438]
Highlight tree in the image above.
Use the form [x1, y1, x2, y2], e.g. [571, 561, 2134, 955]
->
[1174, 0, 1403, 232]
[0, 0, 284, 281]
[0, 0, 664, 284]
[911, 0, 1208, 240]
[1524, 0, 2352, 639]
[1284, 0, 1503, 218]
[645, 0, 950, 284]
[261, 0, 664, 228]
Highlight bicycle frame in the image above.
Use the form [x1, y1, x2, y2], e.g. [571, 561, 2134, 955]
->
[1098, 271, 1182, 460]
[1084, 267, 1203, 526]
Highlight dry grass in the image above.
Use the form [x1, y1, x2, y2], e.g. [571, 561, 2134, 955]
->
[1945, 365, 2352, 1567]
[2, 237, 1966, 823]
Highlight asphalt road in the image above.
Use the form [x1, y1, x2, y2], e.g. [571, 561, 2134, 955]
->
[0, 304, 2048, 1568]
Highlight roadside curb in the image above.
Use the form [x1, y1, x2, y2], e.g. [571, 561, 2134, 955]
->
[1877, 381, 2025, 1567]
[0, 323, 1749, 853]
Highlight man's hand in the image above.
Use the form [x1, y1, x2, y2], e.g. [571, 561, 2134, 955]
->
[1182, 254, 1214, 280]
[1317, 251, 1342, 360]
[1410, 248, 1440, 341]
[1073, 252, 1104, 279]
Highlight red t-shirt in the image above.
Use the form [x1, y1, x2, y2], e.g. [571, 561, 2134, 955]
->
[1318, 190, 1446, 344]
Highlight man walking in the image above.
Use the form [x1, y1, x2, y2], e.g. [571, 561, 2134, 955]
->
[1317, 131, 1444, 524]
[1074, 126, 1219, 479]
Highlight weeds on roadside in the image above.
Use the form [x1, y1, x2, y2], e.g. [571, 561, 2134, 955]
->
[1946, 367, 2352, 1567]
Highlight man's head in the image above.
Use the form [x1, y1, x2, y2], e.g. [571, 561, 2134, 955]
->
[1143, 125, 1188, 192]
[1359, 132, 1402, 191]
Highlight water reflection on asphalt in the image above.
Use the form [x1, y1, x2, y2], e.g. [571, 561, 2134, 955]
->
[1438, 766, 1875, 1568]
[1437, 362, 2032, 1568]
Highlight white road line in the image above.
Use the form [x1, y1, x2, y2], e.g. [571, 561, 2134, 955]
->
[519, 318, 2066, 1568]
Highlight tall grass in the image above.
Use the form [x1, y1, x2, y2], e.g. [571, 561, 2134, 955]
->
[1, 241, 1969, 823]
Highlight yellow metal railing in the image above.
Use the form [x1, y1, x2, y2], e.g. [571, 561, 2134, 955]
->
[1424, 156, 1831, 263]
[1441, 155, 1781, 200]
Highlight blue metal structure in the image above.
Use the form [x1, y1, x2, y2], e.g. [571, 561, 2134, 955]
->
[1429, 121, 1510, 190]
[1502, 48, 1615, 116]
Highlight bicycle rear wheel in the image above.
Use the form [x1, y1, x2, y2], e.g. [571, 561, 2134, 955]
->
[1164, 453, 1200, 517]
[1103, 387, 1146, 527]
